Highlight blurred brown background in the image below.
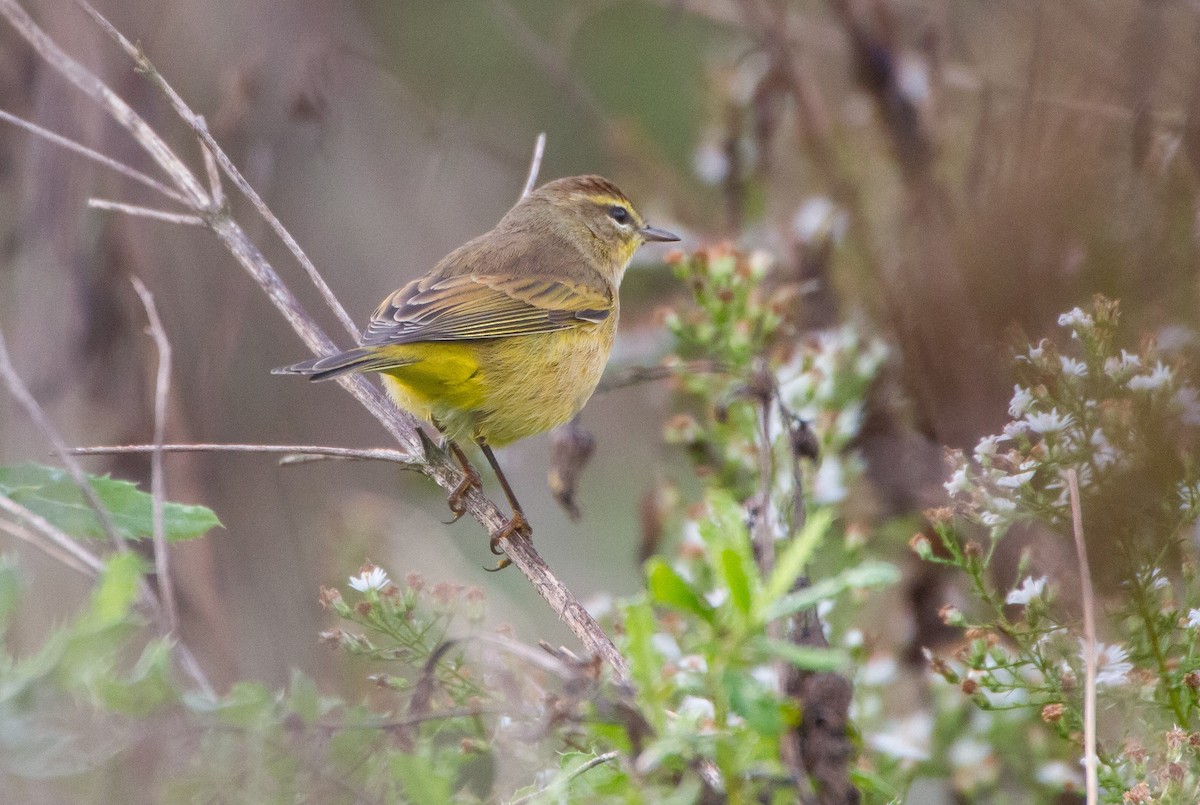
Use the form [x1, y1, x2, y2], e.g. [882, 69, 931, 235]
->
[3, 0, 1199, 695]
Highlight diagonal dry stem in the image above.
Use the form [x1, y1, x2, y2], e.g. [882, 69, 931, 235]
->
[0, 0, 629, 681]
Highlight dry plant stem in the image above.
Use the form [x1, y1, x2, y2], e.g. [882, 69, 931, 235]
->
[507, 751, 620, 805]
[0, 325, 129, 552]
[0, 107, 189, 204]
[0, 493, 105, 575]
[130, 277, 178, 633]
[0, 517, 94, 576]
[0, 0, 628, 680]
[73, 0, 357, 340]
[519, 132, 546, 200]
[1066, 469, 1098, 805]
[88, 198, 204, 225]
[70, 443, 418, 466]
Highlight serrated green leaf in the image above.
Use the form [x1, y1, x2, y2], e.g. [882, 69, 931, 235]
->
[753, 637, 846, 671]
[0, 464, 220, 542]
[621, 600, 663, 711]
[718, 547, 753, 617]
[763, 507, 834, 603]
[646, 559, 713, 623]
[764, 560, 900, 622]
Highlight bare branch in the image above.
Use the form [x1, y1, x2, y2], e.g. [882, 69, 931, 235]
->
[88, 198, 204, 225]
[0, 491, 107, 576]
[130, 277, 178, 633]
[1066, 468, 1098, 805]
[0, 496, 103, 576]
[1, 0, 630, 682]
[69, 442, 419, 466]
[0, 324, 129, 551]
[73, 0, 358, 340]
[0, 0, 209, 206]
[519, 132, 546, 200]
[0, 107, 189, 204]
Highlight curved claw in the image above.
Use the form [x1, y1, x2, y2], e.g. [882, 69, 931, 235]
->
[486, 512, 531, 570]
[446, 467, 482, 523]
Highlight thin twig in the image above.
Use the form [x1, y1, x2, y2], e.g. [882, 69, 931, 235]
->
[0, 518, 94, 576]
[73, 0, 358, 340]
[0, 324, 129, 552]
[69, 443, 418, 466]
[519, 132, 546, 200]
[130, 277, 177, 633]
[88, 198, 204, 225]
[1, 0, 629, 682]
[597, 359, 725, 393]
[0, 0, 209, 207]
[506, 751, 620, 805]
[0, 495, 104, 575]
[0, 107, 190, 204]
[1066, 468, 1098, 805]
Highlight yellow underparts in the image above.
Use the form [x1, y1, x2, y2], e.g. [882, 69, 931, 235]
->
[375, 327, 611, 447]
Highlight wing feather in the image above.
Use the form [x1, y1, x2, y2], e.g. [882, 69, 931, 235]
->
[361, 273, 612, 346]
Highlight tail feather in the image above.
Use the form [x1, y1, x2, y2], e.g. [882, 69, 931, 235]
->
[272, 347, 415, 382]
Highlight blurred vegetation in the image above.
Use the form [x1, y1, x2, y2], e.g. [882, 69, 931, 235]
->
[4, 0, 1200, 801]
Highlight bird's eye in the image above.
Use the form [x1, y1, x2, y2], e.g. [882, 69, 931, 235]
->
[608, 205, 630, 225]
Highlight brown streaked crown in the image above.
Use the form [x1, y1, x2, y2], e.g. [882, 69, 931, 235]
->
[532, 175, 631, 205]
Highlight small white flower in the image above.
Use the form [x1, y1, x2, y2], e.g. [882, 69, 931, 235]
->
[651, 633, 682, 660]
[1186, 609, 1200, 629]
[1025, 409, 1073, 434]
[1173, 386, 1200, 426]
[945, 466, 971, 496]
[792, 197, 847, 245]
[348, 566, 390, 592]
[1104, 350, 1142, 380]
[1006, 576, 1047, 606]
[1128, 361, 1173, 392]
[1082, 641, 1133, 688]
[812, 457, 848, 504]
[1008, 386, 1035, 417]
[1028, 341, 1047, 361]
[678, 654, 708, 674]
[861, 655, 897, 686]
[678, 695, 716, 723]
[1036, 760, 1083, 788]
[995, 470, 1035, 489]
[692, 140, 728, 184]
[974, 434, 1002, 460]
[1057, 307, 1094, 331]
[1059, 356, 1087, 377]
[868, 713, 932, 761]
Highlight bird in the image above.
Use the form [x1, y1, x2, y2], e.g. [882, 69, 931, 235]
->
[275, 175, 679, 568]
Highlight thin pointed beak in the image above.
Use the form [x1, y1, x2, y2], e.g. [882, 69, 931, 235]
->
[639, 224, 681, 243]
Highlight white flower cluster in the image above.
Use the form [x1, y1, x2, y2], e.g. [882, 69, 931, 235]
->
[945, 306, 1200, 536]
[775, 324, 887, 505]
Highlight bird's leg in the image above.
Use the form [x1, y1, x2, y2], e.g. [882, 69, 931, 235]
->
[477, 439, 531, 571]
[444, 439, 482, 524]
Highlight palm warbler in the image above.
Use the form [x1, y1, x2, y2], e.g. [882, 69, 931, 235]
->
[276, 175, 679, 565]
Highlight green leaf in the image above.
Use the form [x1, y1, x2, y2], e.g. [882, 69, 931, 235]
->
[763, 508, 833, 604]
[0, 464, 220, 542]
[764, 560, 900, 622]
[646, 559, 713, 623]
[392, 753, 454, 805]
[718, 547, 753, 617]
[753, 637, 846, 671]
[0, 555, 21, 634]
[90, 552, 145, 627]
[621, 600, 664, 710]
[724, 670, 787, 735]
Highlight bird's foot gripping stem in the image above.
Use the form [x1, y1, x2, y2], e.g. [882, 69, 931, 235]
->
[485, 511, 532, 572]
